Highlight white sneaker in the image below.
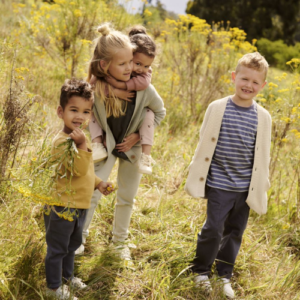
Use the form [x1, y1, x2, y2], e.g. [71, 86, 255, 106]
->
[221, 278, 235, 299]
[46, 285, 78, 300]
[70, 277, 87, 289]
[195, 275, 212, 292]
[138, 153, 155, 175]
[113, 242, 137, 261]
[92, 143, 107, 163]
[75, 244, 84, 255]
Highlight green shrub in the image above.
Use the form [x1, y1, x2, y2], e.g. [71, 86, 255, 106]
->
[257, 38, 300, 70]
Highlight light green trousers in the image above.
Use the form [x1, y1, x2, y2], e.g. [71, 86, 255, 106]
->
[82, 152, 142, 243]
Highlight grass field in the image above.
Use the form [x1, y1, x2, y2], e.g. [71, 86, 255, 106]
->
[1, 0, 300, 299]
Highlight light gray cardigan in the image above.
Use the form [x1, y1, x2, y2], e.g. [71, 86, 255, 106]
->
[93, 84, 166, 164]
[185, 96, 272, 215]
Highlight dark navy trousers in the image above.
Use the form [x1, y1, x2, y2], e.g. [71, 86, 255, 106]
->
[192, 186, 250, 279]
[44, 206, 86, 289]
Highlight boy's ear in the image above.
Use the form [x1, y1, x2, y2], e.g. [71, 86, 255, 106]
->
[57, 106, 64, 119]
[261, 81, 267, 89]
[100, 60, 107, 70]
[231, 71, 236, 82]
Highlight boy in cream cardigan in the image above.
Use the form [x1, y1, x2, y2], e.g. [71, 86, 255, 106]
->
[185, 52, 272, 298]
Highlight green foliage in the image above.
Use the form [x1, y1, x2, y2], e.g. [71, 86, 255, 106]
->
[141, 0, 177, 29]
[186, 0, 300, 44]
[257, 38, 300, 70]
[14, 0, 137, 77]
[155, 15, 256, 128]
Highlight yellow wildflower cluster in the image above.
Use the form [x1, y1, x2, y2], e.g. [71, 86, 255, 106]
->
[44, 205, 76, 222]
[165, 15, 211, 36]
[281, 117, 291, 124]
[16, 0, 111, 75]
[143, 9, 152, 17]
[278, 88, 290, 93]
[106, 183, 115, 192]
[286, 58, 300, 67]
[16, 186, 54, 204]
[230, 27, 247, 41]
[15, 67, 29, 73]
[164, 14, 255, 55]
[55, 212, 74, 222]
[268, 82, 278, 89]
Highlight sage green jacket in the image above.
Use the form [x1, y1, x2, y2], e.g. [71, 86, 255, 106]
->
[93, 84, 166, 164]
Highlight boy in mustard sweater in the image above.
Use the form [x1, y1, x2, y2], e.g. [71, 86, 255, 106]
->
[45, 78, 114, 300]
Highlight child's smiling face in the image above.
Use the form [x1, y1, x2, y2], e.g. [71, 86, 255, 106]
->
[106, 47, 133, 81]
[57, 96, 93, 134]
[132, 52, 154, 76]
[232, 65, 266, 106]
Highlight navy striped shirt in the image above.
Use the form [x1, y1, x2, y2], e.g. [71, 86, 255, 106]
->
[207, 98, 258, 192]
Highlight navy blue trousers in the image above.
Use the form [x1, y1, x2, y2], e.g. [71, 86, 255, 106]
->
[192, 186, 250, 279]
[44, 206, 86, 289]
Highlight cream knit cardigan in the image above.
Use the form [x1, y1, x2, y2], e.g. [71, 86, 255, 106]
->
[185, 96, 272, 215]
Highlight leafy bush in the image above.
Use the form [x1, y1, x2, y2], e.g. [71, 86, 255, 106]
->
[257, 38, 300, 70]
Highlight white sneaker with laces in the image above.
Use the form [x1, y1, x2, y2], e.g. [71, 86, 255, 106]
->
[195, 275, 212, 292]
[46, 285, 78, 300]
[75, 244, 84, 255]
[92, 143, 107, 163]
[221, 278, 235, 299]
[113, 242, 131, 260]
[70, 277, 87, 289]
[112, 241, 137, 261]
[139, 153, 155, 175]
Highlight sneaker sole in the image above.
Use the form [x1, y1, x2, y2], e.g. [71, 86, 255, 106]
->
[138, 169, 152, 175]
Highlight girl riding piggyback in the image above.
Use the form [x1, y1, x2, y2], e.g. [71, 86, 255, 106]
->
[89, 25, 158, 175]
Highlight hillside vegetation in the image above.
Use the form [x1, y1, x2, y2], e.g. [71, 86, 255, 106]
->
[1, 0, 300, 299]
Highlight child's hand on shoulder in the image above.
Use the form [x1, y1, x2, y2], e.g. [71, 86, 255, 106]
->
[70, 128, 86, 147]
[97, 181, 115, 195]
[113, 88, 134, 102]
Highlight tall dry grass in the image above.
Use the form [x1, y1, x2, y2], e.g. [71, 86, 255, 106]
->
[1, 0, 300, 299]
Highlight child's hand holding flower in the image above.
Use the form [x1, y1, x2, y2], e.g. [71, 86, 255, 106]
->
[69, 128, 87, 151]
[97, 181, 115, 195]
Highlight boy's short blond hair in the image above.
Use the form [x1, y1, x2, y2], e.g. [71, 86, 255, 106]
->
[236, 52, 269, 80]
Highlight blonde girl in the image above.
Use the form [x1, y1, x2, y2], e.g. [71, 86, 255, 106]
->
[78, 23, 166, 258]
[90, 25, 158, 175]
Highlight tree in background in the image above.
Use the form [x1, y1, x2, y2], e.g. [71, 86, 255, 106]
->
[186, 0, 299, 45]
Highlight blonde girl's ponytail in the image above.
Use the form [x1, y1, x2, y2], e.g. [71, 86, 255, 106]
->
[97, 23, 110, 36]
[88, 23, 134, 118]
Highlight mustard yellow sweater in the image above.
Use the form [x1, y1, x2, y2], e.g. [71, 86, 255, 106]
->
[51, 131, 102, 209]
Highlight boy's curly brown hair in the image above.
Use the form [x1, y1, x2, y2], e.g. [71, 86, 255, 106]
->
[60, 78, 94, 109]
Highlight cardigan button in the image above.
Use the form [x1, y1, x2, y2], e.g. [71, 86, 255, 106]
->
[199, 177, 204, 181]
[131, 155, 136, 159]
[205, 157, 209, 162]
[211, 137, 216, 142]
